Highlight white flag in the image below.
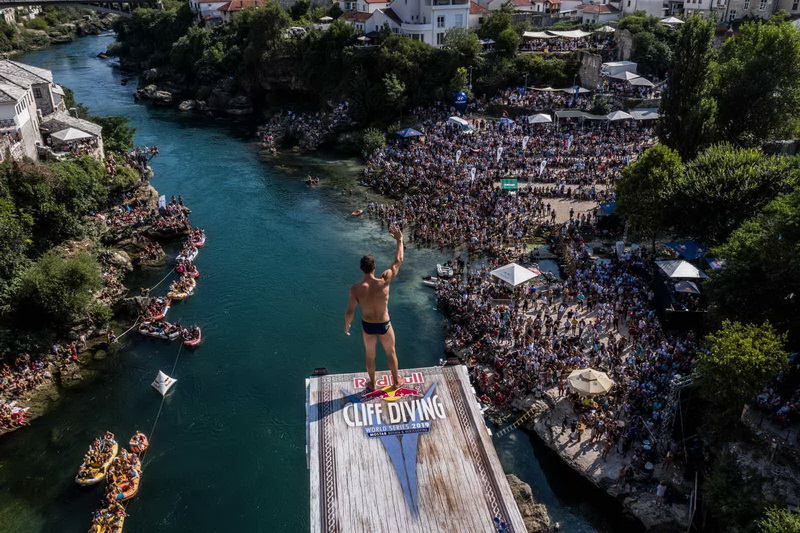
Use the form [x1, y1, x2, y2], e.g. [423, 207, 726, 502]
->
[566, 134, 573, 151]
[470, 167, 477, 182]
[496, 146, 503, 163]
[539, 159, 547, 176]
[456, 150, 462, 164]
[522, 136, 530, 150]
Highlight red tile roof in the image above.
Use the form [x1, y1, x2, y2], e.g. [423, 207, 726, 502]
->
[340, 10, 372, 22]
[218, 0, 264, 12]
[365, 0, 389, 3]
[470, 1, 490, 14]
[581, 3, 619, 12]
[508, 0, 531, 6]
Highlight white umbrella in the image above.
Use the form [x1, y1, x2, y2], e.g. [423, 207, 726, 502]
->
[528, 113, 552, 124]
[629, 76, 655, 88]
[319, 16, 333, 21]
[606, 110, 634, 121]
[152, 370, 177, 396]
[661, 16, 685, 25]
[561, 87, 590, 95]
[609, 70, 640, 81]
[567, 368, 615, 396]
[595, 25, 616, 33]
[490, 263, 538, 287]
[656, 259, 708, 279]
[51, 127, 93, 142]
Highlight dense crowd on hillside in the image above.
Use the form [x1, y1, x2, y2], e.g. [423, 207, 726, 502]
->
[518, 35, 615, 53]
[258, 102, 352, 152]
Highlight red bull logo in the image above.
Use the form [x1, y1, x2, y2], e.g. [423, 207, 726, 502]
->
[353, 372, 423, 389]
[363, 385, 424, 402]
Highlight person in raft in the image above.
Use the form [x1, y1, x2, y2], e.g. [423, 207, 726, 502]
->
[344, 224, 404, 392]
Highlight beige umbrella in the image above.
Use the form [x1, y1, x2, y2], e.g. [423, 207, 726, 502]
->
[567, 368, 614, 396]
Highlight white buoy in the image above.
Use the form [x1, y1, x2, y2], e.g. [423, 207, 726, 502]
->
[152, 370, 177, 396]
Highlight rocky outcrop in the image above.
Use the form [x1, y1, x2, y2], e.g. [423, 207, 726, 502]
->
[135, 84, 173, 105]
[507, 475, 551, 533]
[178, 100, 196, 112]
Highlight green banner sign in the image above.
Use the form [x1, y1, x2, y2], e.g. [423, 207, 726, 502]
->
[501, 179, 518, 191]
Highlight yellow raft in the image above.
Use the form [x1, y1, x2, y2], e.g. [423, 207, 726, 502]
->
[75, 443, 119, 487]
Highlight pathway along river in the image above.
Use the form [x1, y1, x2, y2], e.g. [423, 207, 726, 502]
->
[0, 34, 631, 532]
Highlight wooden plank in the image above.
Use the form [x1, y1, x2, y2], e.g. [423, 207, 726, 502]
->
[307, 365, 527, 533]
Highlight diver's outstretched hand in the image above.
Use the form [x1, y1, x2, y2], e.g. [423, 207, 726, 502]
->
[389, 224, 402, 241]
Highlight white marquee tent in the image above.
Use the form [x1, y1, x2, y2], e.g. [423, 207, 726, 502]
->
[490, 263, 538, 287]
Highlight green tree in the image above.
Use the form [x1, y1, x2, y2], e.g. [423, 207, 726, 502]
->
[362, 128, 386, 155]
[14, 251, 102, 327]
[480, 7, 512, 40]
[614, 144, 683, 250]
[696, 321, 788, 420]
[758, 508, 800, 533]
[714, 18, 800, 146]
[0, 198, 30, 305]
[25, 18, 49, 31]
[289, 0, 310, 20]
[705, 450, 766, 533]
[666, 144, 799, 244]
[90, 115, 135, 154]
[658, 16, 716, 159]
[705, 188, 800, 342]
[442, 27, 481, 66]
[631, 31, 672, 78]
[495, 28, 520, 58]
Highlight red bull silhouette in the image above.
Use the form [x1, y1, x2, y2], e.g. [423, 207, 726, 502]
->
[344, 225, 404, 395]
[362, 384, 424, 402]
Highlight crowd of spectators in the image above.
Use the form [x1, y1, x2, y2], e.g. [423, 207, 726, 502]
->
[258, 102, 352, 152]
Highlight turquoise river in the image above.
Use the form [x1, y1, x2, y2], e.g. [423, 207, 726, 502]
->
[0, 34, 633, 532]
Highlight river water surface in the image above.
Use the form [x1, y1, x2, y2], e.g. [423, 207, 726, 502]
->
[0, 34, 626, 532]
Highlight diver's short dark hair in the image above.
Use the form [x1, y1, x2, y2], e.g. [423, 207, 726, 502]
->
[360, 255, 375, 274]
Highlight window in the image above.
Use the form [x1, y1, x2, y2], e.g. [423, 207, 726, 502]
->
[455, 13, 463, 26]
[627, 0, 631, 5]
[759, 0, 766, 8]
[793, 0, 798, 9]
[743, 0, 748, 8]
[437, 15, 445, 27]
[729, 9, 736, 18]
[436, 32, 445, 45]
[411, 33, 421, 41]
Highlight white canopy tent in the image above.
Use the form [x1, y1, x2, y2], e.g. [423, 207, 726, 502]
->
[630, 108, 661, 121]
[490, 263, 538, 287]
[548, 29, 593, 38]
[51, 127, 94, 142]
[609, 70, 641, 81]
[152, 370, 177, 396]
[606, 110, 634, 121]
[656, 260, 708, 279]
[629, 76, 655, 87]
[561, 87, 590, 95]
[528, 113, 552, 124]
[661, 16, 685, 25]
[532, 86, 558, 92]
[595, 25, 616, 33]
[522, 31, 551, 39]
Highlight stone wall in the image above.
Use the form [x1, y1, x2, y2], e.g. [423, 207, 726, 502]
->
[578, 52, 603, 90]
[615, 29, 634, 61]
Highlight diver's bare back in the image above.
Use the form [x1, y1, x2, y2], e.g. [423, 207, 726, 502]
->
[351, 275, 391, 322]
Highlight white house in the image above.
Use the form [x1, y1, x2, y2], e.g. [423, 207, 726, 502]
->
[531, 0, 562, 13]
[579, 3, 620, 22]
[469, 0, 489, 28]
[620, 0, 666, 16]
[339, 0, 390, 13]
[188, 0, 228, 22]
[342, 0, 470, 47]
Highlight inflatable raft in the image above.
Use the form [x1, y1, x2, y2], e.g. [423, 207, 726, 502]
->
[129, 433, 149, 455]
[351, 210, 363, 217]
[138, 323, 181, 341]
[75, 443, 119, 487]
[183, 329, 202, 347]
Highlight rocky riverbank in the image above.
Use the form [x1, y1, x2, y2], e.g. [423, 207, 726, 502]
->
[4, 12, 116, 57]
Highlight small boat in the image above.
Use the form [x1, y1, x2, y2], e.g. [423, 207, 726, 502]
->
[177, 248, 198, 262]
[89, 508, 125, 533]
[184, 268, 200, 279]
[437, 264, 454, 278]
[422, 276, 439, 288]
[138, 322, 181, 341]
[191, 234, 206, 247]
[111, 462, 142, 501]
[167, 279, 196, 301]
[149, 298, 170, 321]
[183, 328, 202, 347]
[75, 442, 119, 487]
[129, 433, 149, 454]
[351, 210, 364, 217]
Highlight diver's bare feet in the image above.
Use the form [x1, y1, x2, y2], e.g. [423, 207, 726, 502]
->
[364, 380, 374, 393]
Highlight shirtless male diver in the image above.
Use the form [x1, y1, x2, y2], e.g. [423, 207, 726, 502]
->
[344, 225, 404, 392]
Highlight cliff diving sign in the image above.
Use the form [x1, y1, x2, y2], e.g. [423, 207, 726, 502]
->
[340, 381, 446, 515]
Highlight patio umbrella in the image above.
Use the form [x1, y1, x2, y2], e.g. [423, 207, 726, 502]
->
[567, 368, 615, 396]
[51, 127, 93, 142]
[629, 76, 655, 88]
[528, 113, 552, 124]
[661, 16, 684, 25]
[490, 262, 537, 287]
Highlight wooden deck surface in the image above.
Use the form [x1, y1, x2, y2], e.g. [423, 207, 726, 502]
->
[306, 364, 527, 533]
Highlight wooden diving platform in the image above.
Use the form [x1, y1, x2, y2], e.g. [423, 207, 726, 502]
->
[306, 364, 527, 533]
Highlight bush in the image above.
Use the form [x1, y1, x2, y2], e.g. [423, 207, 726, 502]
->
[110, 166, 140, 192]
[362, 128, 386, 156]
[25, 18, 49, 31]
[88, 300, 112, 327]
[14, 251, 102, 327]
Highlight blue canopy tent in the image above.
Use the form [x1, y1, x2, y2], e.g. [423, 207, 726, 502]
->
[705, 257, 726, 270]
[666, 240, 708, 260]
[499, 118, 515, 126]
[599, 202, 616, 215]
[395, 128, 423, 138]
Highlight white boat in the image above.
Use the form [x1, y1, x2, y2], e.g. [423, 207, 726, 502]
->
[177, 248, 198, 262]
[422, 276, 439, 288]
[437, 264, 454, 278]
[138, 323, 181, 340]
